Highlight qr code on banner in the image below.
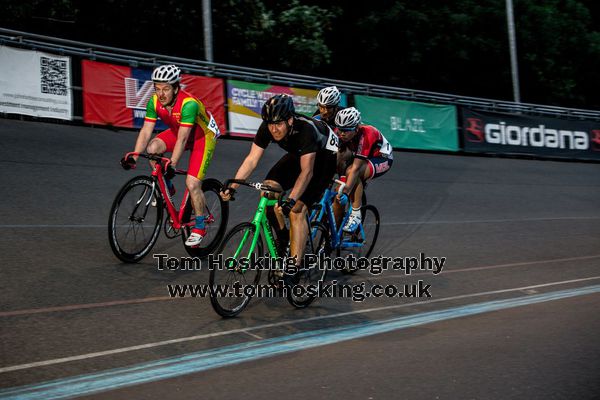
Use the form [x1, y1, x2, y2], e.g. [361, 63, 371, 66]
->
[40, 57, 68, 96]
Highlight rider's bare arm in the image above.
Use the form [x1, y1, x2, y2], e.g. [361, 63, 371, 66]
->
[220, 144, 265, 201]
[288, 152, 316, 201]
[231, 144, 265, 187]
[133, 119, 156, 159]
[170, 125, 192, 167]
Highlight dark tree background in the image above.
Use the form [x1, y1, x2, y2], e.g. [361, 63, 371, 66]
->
[2, 0, 599, 109]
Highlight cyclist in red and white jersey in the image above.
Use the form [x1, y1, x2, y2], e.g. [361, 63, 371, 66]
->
[334, 107, 393, 232]
[121, 64, 220, 247]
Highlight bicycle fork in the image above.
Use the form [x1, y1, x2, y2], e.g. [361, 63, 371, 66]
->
[130, 181, 156, 223]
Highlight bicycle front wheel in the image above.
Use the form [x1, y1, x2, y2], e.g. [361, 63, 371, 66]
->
[287, 222, 330, 309]
[182, 178, 229, 258]
[358, 205, 380, 258]
[108, 176, 163, 263]
[209, 222, 263, 318]
[338, 204, 380, 274]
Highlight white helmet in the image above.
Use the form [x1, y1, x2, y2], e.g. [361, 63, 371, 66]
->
[152, 64, 181, 84]
[335, 107, 361, 130]
[317, 86, 341, 106]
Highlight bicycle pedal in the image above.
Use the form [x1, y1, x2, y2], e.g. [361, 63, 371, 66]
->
[267, 269, 284, 286]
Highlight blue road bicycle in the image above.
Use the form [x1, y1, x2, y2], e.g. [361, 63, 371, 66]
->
[309, 178, 380, 274]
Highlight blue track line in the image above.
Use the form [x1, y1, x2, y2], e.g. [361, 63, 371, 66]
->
[1, 284, 598, 400]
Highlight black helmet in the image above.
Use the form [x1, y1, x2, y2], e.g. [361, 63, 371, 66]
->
[261, 94, 295, 123]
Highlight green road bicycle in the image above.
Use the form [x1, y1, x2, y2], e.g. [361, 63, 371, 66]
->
[209, 179, 330, 318]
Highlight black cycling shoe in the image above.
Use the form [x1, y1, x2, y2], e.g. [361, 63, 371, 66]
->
[283, 262, 304, 287]
[282, 272, 299, 287]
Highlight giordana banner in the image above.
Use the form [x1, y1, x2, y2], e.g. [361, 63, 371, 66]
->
[82, 60, 225, 132]
[461, 108, 600, 160]
[227, 80, 330, 137]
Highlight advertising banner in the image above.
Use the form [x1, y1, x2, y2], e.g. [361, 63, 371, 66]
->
[227, 80, 339, 137]
[461, 108, 600, 160]
[0, 45, 72, 120]
[354, 95, 459, 151]
[82, 60, 225, 132]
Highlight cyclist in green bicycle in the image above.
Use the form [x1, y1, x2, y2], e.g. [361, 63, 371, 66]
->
[221, 94, 338, 277]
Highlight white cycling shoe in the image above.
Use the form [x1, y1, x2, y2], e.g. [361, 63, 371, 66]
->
[185, 229, 206, 247]
[343, 213, 362, 233]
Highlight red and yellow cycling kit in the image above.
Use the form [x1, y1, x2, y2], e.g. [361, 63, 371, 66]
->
[144, 89, 219, 179]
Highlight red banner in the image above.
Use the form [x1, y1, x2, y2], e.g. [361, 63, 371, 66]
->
[82, 60, 226, 133]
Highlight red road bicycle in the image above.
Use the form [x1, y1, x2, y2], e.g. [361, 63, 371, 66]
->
[108, 152, 228, 263]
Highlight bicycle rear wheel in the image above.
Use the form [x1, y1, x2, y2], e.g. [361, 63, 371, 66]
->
[338, 204, 380, 274]
[287, 222, 330, 308]
[181, 178, 229, 258]
[209, 222, 263, 318]
[108, 176, 163, 263]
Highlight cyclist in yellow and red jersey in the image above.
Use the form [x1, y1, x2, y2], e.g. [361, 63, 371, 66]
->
[121, 64, 221, 247]
[333, 107, 393, 232]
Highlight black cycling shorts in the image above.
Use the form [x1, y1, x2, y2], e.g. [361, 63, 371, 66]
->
[265, 151, 337, 207]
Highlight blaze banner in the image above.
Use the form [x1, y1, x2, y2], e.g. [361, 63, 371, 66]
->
[354, 95, 459, 151]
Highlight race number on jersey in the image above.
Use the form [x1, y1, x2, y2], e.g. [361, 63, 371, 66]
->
[325, 127, 339, 152]
[207, 114, 221, 138]
[380, 133, 393, 156]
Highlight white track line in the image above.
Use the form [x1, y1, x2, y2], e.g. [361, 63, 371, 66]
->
[1, 216, 599, 229]
[382, 216, 600, 225]
[2, 254, 598, 318]
[0, 296, 175, 318]
[1, 275, 598, 374]
[370, 254, 600, 281]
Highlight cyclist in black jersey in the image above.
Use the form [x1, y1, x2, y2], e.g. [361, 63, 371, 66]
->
[221, 94, 338, 277]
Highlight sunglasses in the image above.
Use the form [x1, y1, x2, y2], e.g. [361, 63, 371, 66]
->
[318, 104, 335, 109]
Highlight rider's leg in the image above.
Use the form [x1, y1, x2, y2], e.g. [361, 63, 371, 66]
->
[146, 138, 167, 154]
[333, 195, 345, 228]
[349, 163, 371, 208]
[292, 151, 337, 272]
[263, 180, 285, 229]
[186, 175, 205, 215]
[145, 137, 168, 169]
[333, 149, 353, 227]
[185, 133, 216, 246]
[263, 179, 289, 253]
[344, 162, 372, 232]
[288, 200, 309, 272]
[263, 154, 299, 253]
[147, 132, 178, 193]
